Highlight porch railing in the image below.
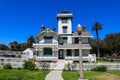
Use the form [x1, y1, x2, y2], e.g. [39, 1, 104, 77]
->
[36, 57, 58, 61]
[65, 56, 89, 61]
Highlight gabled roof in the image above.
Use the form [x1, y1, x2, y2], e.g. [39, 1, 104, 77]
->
[22, 48, 36, 52]
[36, 28, 59, 38]
[28, 48, 36, 51]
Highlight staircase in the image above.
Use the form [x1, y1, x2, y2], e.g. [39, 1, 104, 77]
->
[53, 60, 65, 70]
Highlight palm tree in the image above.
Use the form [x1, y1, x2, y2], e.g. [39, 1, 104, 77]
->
[92, 22, 102, 57]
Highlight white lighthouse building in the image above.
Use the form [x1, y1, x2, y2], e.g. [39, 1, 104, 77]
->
[27, 10, 94, 62]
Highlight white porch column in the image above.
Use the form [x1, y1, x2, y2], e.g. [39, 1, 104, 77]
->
[72, 49, 74, 59]
[64, 49, 67, 59]
[52, 48, 54, 57]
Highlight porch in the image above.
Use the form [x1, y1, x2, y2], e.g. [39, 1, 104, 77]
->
[58, 49, 90, 61]
[34, 48, 91, 61]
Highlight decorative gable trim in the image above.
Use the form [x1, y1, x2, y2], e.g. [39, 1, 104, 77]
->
[36, 28, 59, 38]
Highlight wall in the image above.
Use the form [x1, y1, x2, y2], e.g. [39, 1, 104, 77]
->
[23, 48, 33, 59]
[58, 18, 72, 34]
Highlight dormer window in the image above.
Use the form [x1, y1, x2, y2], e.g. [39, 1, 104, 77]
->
[44, 36, 53, 43]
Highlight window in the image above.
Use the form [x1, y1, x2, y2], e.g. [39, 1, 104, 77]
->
[83, 50, 89, 56]
[74, 38, 79, 44]
[44, 48, 52, 56]
[61, 18, 68, 23]
[75, 49, 79, 56]
[44, 36, 53, 43]
[27, 52, 29, 55]
[67, 49, 72, 56]
[82, 38, 88, 44]
[62, 37, 67, 44]
[33, 51, 37, 55]
[63, 26, 67, 33]
[37, 51, 39, 56]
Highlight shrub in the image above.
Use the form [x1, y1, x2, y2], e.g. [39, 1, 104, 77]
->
[67, 63, 71, 71]
[71, 62, 77, 70]
[64, 63, 72, 71]
[17, 67, 22, 70]
[24, 59, 36, 70]
[91, 65, 107, 72]
[3, 62, 12, 69]
[41, 62, 50, 70]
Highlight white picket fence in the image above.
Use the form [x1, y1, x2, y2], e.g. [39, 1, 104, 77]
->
[0, 58, 120, 70]
[36, 62, 120, 70]
[0, 57, 27, 68]
[83, 63, 120, 70]
[64, 63, 120, 71]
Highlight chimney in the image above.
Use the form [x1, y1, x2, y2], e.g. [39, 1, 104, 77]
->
[41, 24, 45, 31]
[83, 25, 87, 32]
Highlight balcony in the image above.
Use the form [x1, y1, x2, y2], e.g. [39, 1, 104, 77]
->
[33, 42, 58, 46]
[58, 44, 91, 49]
[33, 42, 58, 50]
[82, 44, 92, 49]
[59, 44, 79, 49]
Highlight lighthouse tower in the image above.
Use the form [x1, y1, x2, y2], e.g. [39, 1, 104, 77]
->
[57, 10, 73, 44]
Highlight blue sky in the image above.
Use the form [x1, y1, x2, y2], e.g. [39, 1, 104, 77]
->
[0, 0, 120, 45]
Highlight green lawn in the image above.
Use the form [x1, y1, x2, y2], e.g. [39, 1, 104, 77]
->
[0, 69, 49, 80]
[62, 70, 120, 80]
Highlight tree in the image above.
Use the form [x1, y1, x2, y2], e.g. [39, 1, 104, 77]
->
[0, 44, 9, 50]
[19, 43, 27, 51]
[92, 22, 102, 57]
[104, 33, 120, 56]
[9, 41, 20, 51]
[27, 36, 35, 48]
[90, 32, 120, 58]
[90, 38, 97, 54]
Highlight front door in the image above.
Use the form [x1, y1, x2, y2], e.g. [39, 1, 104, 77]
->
[58, 50, 64, 59]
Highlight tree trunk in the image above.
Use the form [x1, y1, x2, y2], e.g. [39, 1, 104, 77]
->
[96, 30, 100, 58]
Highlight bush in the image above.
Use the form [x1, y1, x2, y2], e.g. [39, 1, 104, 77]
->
[41, 62, 50, 70]
[66, 63, 71, 71]
[64, 62, 78, 71]
[3, 62, 12, 69]
[91, 65, 107, 72]
[71, 62, 77, 70]
[17, 67, 22, 70]
[24, 59, 36, 70]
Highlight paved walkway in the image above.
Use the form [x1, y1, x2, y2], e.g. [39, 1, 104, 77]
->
[45, 70, 63, 80]
[45, 60, 65, 80]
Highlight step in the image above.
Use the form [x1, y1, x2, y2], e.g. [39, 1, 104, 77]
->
[53, 60, 65, 70]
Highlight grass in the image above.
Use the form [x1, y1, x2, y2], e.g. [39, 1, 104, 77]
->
[62, 70, 120, 80]
[96, 58, 109, 62]
[96, 58, 120, 63]
[0, 69, 50, 80]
